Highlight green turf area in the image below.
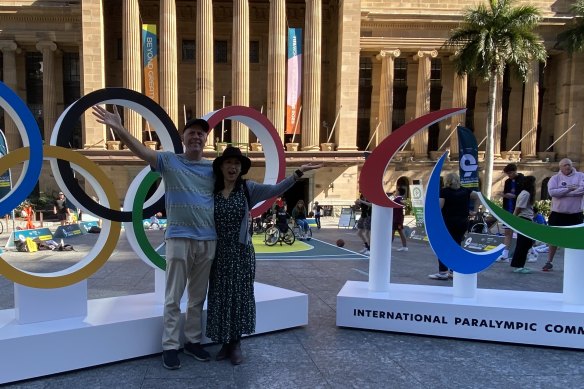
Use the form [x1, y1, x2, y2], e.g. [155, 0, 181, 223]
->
[252, 233, 312, 253]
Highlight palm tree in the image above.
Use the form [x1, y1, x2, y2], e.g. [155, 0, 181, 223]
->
[556, 0, 584, 54]
[444, 0, 547, 199]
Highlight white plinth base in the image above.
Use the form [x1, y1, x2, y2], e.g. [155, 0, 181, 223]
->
[337, 281, 584, 349]
[0, 282, 308, 384]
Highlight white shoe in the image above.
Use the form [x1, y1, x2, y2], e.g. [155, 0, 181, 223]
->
[428, 272, 449, 280]
[527, 251, 538, 262]
[535, 245, 549, 253]
[495, 256, 510, 263]
[397, 247, 408, 252]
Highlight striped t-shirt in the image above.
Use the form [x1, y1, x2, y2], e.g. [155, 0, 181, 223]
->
[155, 152, 216, 240]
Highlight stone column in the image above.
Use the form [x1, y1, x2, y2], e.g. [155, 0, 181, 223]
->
[196, 0, 215, 149]
[123, 0, 142, 141]
[267, 0, 286, 141]
[494, 73, 503, 158]
[554, 53, 570, 157]
[301, 0, 322, 151]
[449, 70, 467, 157]
[0, 41, 21, 151]
[232, 0, 250, 148]
[160, 0, 178, 127]
[36, 41, 58, 142]
[377, 49, 400, 146]
[81, 0, 106, 149]
[520, 61, 539, 160]
[412, 50, 437, 159]
[335, 0, 361, 151]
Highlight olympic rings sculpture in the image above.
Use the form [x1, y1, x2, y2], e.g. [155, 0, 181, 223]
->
[0, 83, 285, 287]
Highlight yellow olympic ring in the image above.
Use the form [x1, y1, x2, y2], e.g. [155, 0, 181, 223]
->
[0, 146, 121, 288]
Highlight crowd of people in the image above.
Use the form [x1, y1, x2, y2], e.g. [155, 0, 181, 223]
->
[91, 104, 580, 369]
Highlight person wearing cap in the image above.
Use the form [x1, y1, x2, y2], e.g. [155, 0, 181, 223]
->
[92, 105, 216, 370]
[496, 163, 525, 262]
[53, 192, 70, 226]
[206, 146, 321, 365]
[542, 158, 584, 271]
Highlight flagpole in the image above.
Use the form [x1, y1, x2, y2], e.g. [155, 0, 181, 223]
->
[365, 121, 382, 150]
[507, 127, 537, 152]
[477, 135, 487, 148]
[327, 105, 342, 143]
[545, 123, 577, 152]
[437, 123, 460, 151]
[221, 96, 226, 142]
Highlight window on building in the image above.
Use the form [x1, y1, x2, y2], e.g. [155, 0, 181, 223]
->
[214, 40, 228, 63]
[536, 61, 546, 152]
[26, 52, 44, 139]
[63, 52, 82, 148]
[357, 56, 373, 150]
[250, 40, 260, 63]
[393, 58, 408, 131]
[182, 40, 196, 62]
[428, 58, 443, 152]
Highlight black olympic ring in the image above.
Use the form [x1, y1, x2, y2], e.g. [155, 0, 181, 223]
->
[53, 88, 183, 222]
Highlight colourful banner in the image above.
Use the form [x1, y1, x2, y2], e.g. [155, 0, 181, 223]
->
[0, 131, 12, 201]
[142, 24, 159, 104]
[457, 126, 479, 189]
[409, 180, 427, 241]
[286, 28, 302, 135]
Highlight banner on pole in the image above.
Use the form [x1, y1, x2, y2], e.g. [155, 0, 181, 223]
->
[457, 126, 479, 190]
[142, 24, 159, 104]
[286, 28, 302, 135]
[409, 180, 427, 241]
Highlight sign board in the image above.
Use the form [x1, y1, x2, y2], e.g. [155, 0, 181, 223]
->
[463, 232, 516, 253]
[80, 221, 99, 233]
[5, 228, 54, 249]
[53, 224, 84, 239]
[338, 208, 354, 228]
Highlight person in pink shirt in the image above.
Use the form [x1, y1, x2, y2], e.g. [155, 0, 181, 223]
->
[542, 158, 584, 271]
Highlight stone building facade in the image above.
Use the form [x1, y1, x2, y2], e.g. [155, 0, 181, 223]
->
[0, 0, 581, 214]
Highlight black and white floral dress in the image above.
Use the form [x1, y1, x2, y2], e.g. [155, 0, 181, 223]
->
[206, 188, 256, 343]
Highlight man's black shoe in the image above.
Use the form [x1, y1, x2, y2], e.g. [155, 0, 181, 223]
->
[162, 349, 181, 370]
[184, 342, 211, 362]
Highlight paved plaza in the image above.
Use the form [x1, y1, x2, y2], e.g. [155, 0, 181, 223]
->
[1, 217, 583, 388]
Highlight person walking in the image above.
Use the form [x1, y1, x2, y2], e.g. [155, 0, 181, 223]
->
[542, 158, 584, 271]
[355, 195, 372, 255]
[429, 173, 480, 280]
[392, 187, 408, 251]
[92, 105, 216, 370]
[53, 192, 70, 226]
[509, 176, 536, 273]
[496, 163, 525, 262]
[312, 201, 323, 229]
[207, 146, 321, 365]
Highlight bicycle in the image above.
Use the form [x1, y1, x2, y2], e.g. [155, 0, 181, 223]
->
[264, 224, 296, 246]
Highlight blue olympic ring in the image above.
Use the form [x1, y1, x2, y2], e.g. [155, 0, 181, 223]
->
[0, 82, 44, 216]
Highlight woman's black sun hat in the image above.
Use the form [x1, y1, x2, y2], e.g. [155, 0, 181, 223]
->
[213, 146, 252, 175]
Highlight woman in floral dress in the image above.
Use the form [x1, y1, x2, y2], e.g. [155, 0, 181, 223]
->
[206, 146, 321, 365]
